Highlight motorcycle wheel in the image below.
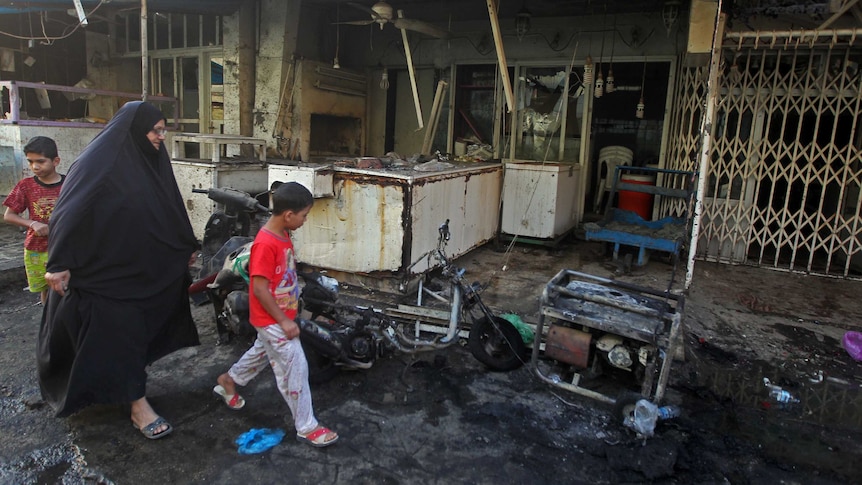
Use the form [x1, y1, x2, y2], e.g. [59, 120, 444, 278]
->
[300, 337, 339, 385]
[468, 316, 526, 371]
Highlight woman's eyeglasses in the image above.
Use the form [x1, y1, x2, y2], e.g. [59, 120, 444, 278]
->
[151, 127, 168, 136]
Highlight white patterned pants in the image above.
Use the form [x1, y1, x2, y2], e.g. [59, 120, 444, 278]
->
[227, 324, 318, 434]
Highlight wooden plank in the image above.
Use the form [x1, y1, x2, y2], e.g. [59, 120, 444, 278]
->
[457, 108, 485, 143]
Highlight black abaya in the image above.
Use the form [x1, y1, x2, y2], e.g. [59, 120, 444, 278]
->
[38, 101, 200, 417]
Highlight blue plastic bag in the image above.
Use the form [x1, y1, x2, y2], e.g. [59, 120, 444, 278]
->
[236, 428, 286, 454]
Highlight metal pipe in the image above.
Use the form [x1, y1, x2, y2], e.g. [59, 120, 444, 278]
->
[818, 0, 859, 30]
[486, 0, 514, 112]
[440, 284, 462, 343]
[0, 81, 176, 103]
[398, 10, 424, 129]
[72, 0, 88, 26]
[273, 57, 294, 140]
[725, 27, 861, 40]
[421, 287, 449, 304]
[421, 80, 448, 155]
[687, 9, 726, 290]
[724, 28, 862, 49]
[384, 285, 462, 350]
[386, 325, 461, 352]
[415, 277, 424, 338]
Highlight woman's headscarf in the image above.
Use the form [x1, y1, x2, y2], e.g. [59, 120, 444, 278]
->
[47, 101, 197, 299]
[130, 101, 165, 160]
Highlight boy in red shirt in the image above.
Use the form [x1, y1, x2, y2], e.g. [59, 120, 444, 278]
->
[213, 182, 338, 448]
[3, 136, 64, 304]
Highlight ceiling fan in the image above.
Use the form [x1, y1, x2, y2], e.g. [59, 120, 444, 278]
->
[340, 1, 450, 39]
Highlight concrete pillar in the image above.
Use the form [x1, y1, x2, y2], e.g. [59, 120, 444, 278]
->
[223, 0, 299, 158]
[252, 0, 300, 155]
[238, 0, 257, 157]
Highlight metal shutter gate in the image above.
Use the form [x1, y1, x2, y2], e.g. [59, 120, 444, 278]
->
[666, 31, 862, 278]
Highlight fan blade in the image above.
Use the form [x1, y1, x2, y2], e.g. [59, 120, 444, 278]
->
[391, 17, 449, 39]
[346, 2, 381, 20]
[335, 19, 376, 26]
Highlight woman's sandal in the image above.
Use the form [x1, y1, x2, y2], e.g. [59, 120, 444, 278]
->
[213, 384, 245, 410]
[134, 416, 173, 440]
[296, 426, 338, 448]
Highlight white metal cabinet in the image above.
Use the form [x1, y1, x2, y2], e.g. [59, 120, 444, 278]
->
[170, 133, 271, 240]
[501, 161, 581, 239]
[268, 163, 334, 198]
[292, 163, 502, 275]
[171, 160, 269, 240]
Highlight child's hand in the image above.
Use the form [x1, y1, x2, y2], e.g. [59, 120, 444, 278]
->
[31, 221, 48, 237]
[278, 319, 300, 339]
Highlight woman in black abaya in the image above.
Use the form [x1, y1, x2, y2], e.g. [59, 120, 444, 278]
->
[39, 101, 200, 439]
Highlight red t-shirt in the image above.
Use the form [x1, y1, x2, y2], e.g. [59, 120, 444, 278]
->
[3, 175, 64, 252]
[248, 227, 300, 327]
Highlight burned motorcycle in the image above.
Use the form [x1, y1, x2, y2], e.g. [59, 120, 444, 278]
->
[195, 212, 527, 381]
[298, 220, 527, 383]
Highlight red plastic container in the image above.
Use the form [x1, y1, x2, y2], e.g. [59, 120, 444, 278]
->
[618, 174, 655, 220]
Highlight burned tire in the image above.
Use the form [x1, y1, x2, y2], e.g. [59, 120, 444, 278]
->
[468, 316, 526, 371]
[301, 337, 339, 385]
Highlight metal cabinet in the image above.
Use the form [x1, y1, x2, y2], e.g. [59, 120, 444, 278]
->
[501, 160, 581, 241]
[169, 133, 269, 240]
[290, 163, 502, 277]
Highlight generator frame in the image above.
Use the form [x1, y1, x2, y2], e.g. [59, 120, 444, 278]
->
[530, 269, 684, 405]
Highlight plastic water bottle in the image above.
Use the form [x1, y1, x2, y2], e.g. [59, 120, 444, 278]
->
[657, 405, 680, 420]
[626, 400, 682, 436]
[769, 388, 798, 404]
[763, 378, 800, 404]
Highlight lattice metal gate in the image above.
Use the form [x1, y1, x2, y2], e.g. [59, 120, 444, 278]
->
[666, 32, 862, 278]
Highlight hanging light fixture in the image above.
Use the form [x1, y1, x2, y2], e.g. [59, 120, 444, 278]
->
[515, 3, 532, 41]
[380, 67, 390, 90]
[636, 59, 646, 119]
[606, 17, 616, 93]
[594, 10, 608, 98]
[594, 27, 606, 98]
[595, 70, 604, 98]
[583, 31, 593, 86]
[583, 55, 594, 86]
